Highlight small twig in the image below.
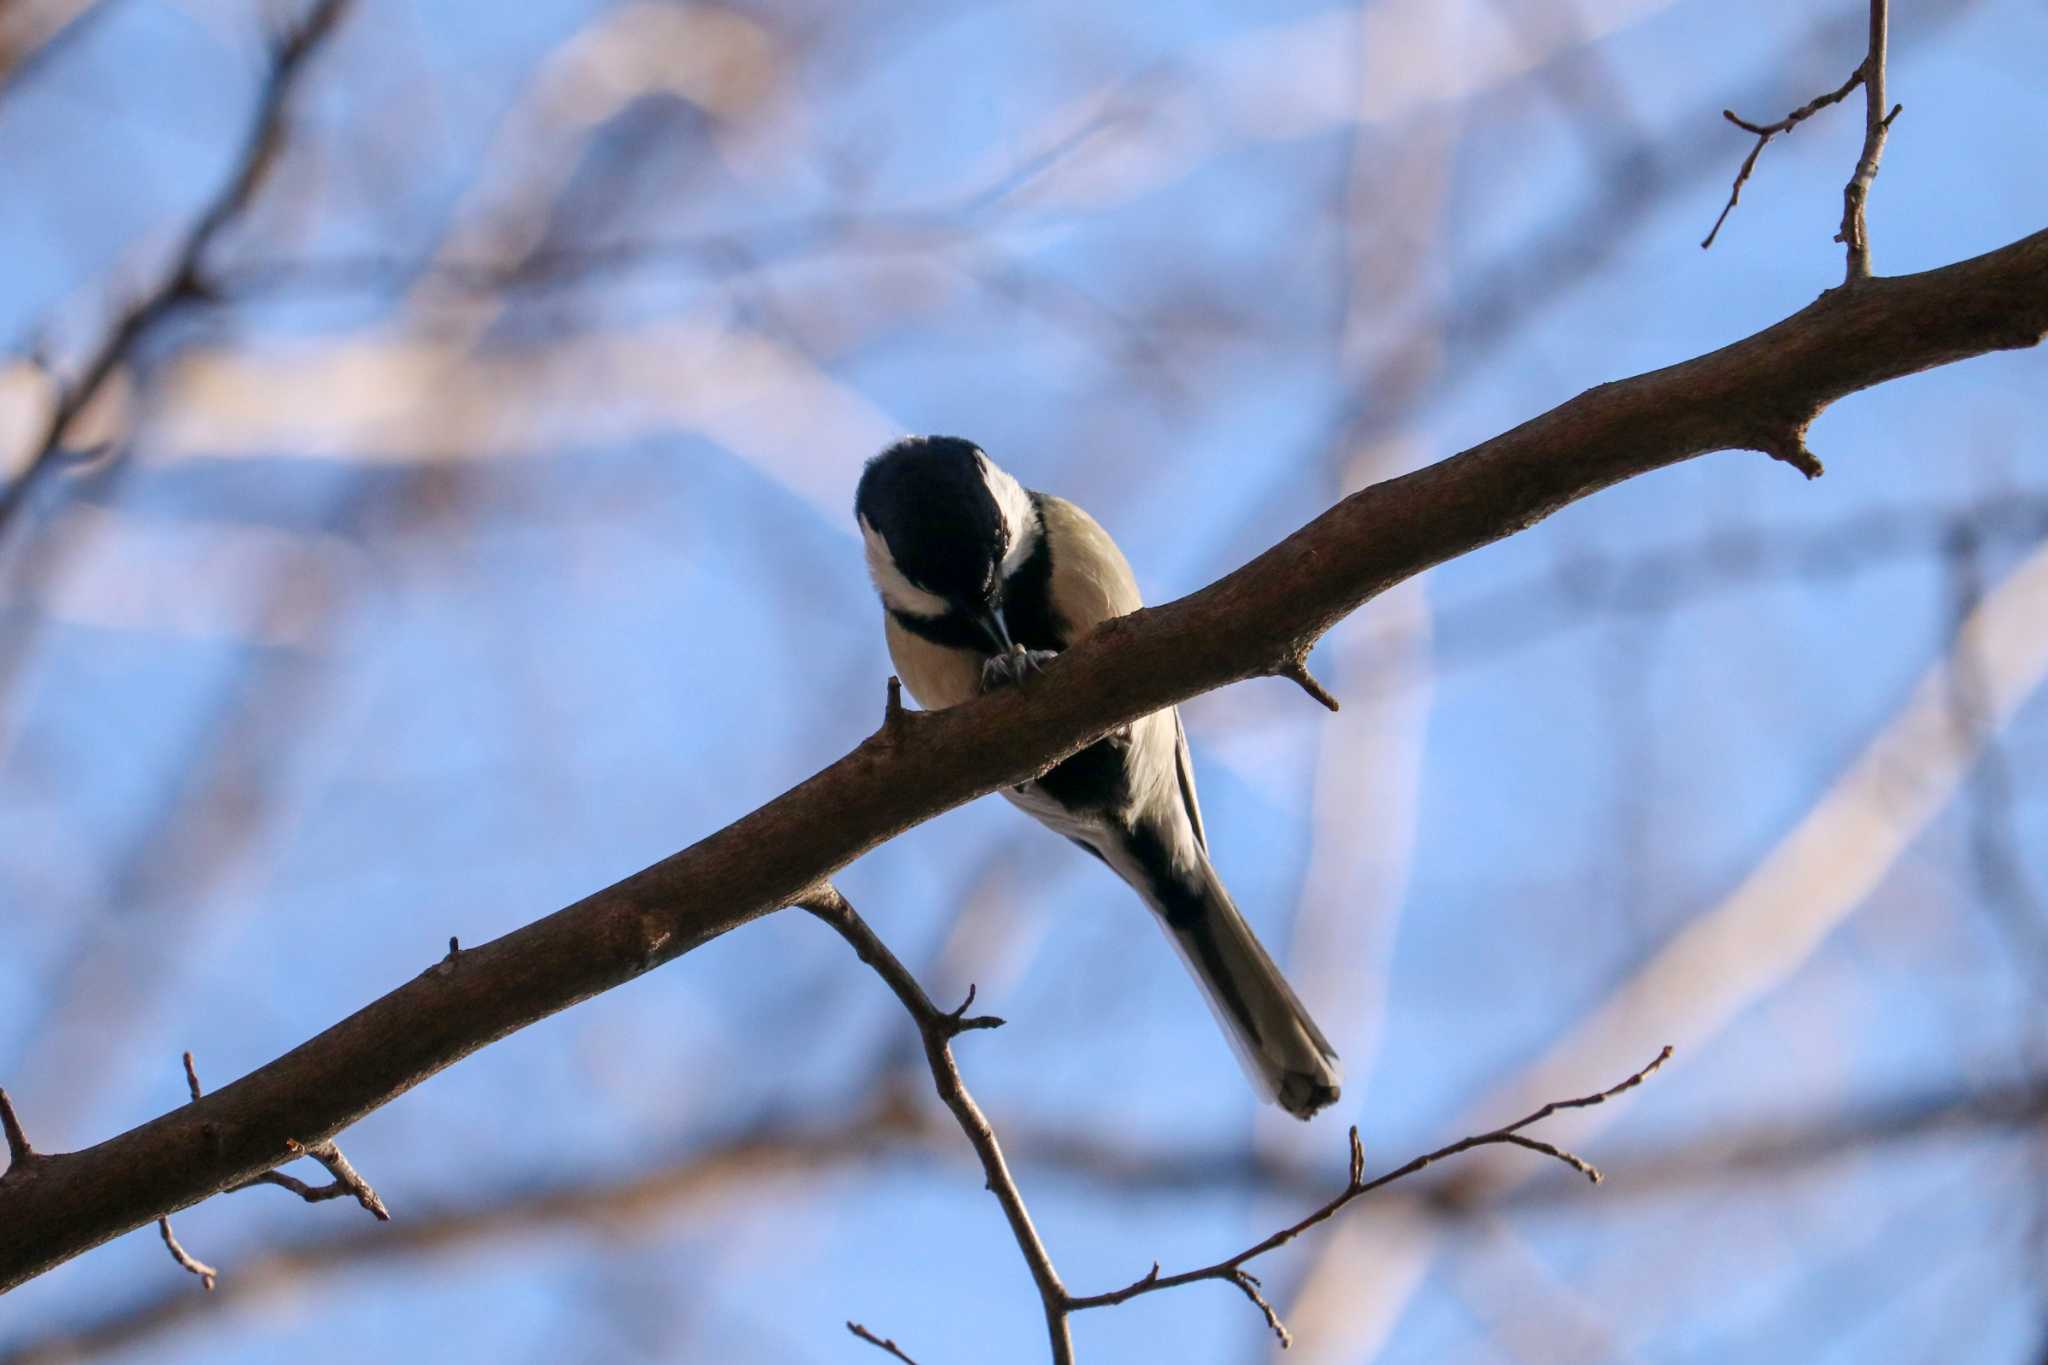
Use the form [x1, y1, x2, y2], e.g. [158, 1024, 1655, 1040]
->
[1066, 1047, 1675, 1346]
[1226, 1270, 1290, 1348]
[797, 884, 1074, 1364]
[237, 1139, 390, 1220]
[1759, 430, 1826, 480]
[184, 1053, 392, 1221]
[155, 1217, 216, 1291]
[1276, 655, 1341, 712]
[1704, 0, 1900, 275]
[942, 983, 1006, 1033]
[155, 1055, 221, 1288]
[1837, 0, 1896, 281]
[433, 935, 463, 976]
[847, 1321, 921, 1364]
[1701, 61, 1866, 249]
[0, 1088, 34, 1170]
[880, 675, 910, 745]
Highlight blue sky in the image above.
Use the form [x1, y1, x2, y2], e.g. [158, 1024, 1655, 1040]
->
[2, 0, 2045, 1361]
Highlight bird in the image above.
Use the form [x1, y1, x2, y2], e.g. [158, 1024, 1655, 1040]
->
[854, 434, 1341, 1120]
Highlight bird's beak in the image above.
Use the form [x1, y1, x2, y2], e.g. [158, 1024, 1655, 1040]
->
[973, 602, 1015, 654]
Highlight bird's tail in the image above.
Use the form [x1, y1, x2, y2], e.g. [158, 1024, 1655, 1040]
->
[1143, 854, 1342, 1120]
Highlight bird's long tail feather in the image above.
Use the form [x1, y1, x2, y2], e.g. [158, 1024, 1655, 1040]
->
[1144, 855, 1342, 1120]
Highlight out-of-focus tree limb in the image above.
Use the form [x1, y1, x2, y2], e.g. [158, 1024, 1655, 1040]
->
[0, 0, 352, 539]
[1279, 508, 2048, 1357]
[0, 1115, 901, 1365]
[0, 0, 105, 95]
[10, 1073, 2036, 1365]
[1, 224, 2044, 1293]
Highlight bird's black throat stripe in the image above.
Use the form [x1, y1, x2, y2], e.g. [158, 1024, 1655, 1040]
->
[888, 606, 985, 651]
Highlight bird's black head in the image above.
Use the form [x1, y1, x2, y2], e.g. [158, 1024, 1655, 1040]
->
[855, 437, 1036, 644]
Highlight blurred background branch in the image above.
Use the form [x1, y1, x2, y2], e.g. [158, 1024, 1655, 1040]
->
[0, 0, 351, 536]
[0, 0, 108, 97]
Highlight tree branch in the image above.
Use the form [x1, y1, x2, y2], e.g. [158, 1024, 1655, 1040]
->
[176, 1052, 388, 1220]
[1700, 0, 1900, 268]
[0, 0, 110, 99]
[1062, 1049, 1672, 1348]
[807, 884, 1670, 1357]
[847, 1321, 920, 1364]
[0, 224, 2044, 1294]
[0, 1089, 34, 1172]
[1701, 61, 1867, 250]
[797, 887, 1068, 1361]
[1837, 0, 1899, 281]
[152, 1218, 216, 1293]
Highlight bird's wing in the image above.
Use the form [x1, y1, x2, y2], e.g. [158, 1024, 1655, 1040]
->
[1035, 491, 1208, 849]
[1173, 709, 1208, 853]
[1036, 493, 1143, 640]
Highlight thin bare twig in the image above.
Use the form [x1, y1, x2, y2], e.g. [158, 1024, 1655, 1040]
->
[1701, 63, 1866, 249]
[880, 675, 912, 745]
[240, 1140, 391, 1220]
[1276, 656, 1341, 712]
[0, 1088, 34, 1170]
[154, 1219, 215, 1292]
[847, 1321, 920, 1364]
[182, 1053, 390, 1221]
[1064, 1047, 1674, 1347]
[1703, 0, 1902, 273]
[796, 886, 1067, 1360]
[153, 1053, 221, 1289]
[0, 0, 351, 539]
[151, 1049, 390, 1293]
[1837, 0, 1900, 281]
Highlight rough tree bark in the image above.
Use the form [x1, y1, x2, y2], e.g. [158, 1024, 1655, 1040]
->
[2, 224, 2045, 1293]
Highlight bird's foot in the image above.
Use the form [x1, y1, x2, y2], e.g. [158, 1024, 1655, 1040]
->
[980, 648, 1058, 693]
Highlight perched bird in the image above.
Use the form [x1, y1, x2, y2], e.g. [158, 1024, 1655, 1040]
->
[855, 435, 1341, 1119]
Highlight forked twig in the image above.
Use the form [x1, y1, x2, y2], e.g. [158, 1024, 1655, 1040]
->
[1064, 1048, 1675, 1347]
[1702, 0, 1900, 276]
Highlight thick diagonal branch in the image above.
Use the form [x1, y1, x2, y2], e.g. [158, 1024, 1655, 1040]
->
[0, 226, 2044, 1294]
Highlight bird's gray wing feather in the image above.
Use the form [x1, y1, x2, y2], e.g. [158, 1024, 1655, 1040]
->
[1173, 710, 1207, 853]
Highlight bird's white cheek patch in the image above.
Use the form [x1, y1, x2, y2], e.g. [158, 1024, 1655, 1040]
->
[978, 453, 1039, 579]
[860, 515, 949, 618]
